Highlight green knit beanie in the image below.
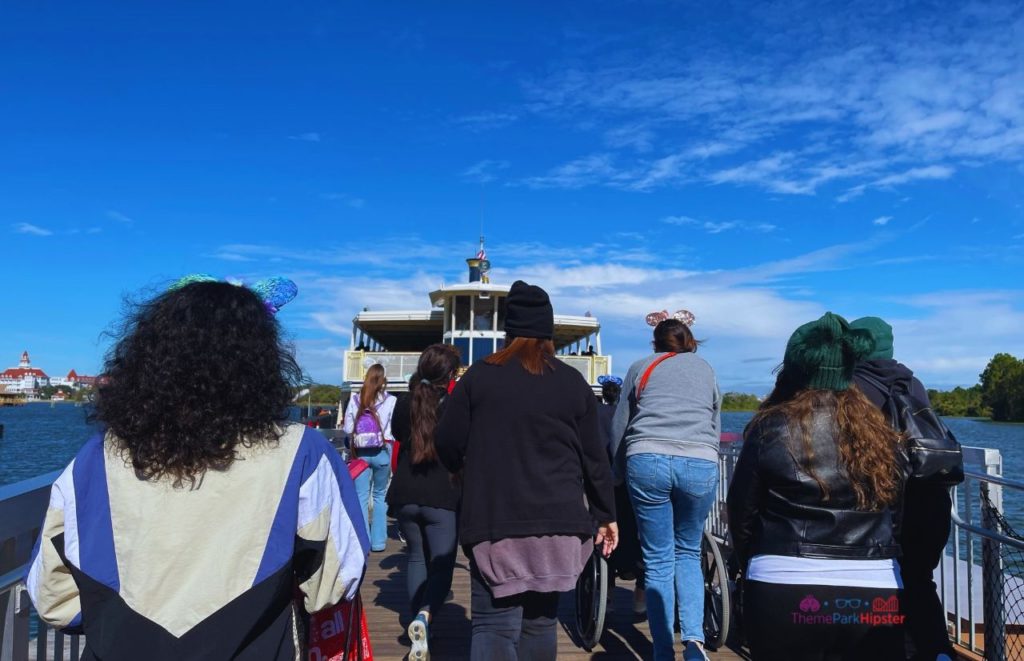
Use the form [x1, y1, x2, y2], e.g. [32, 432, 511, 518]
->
[849, 316, 894, 360]
[783, 312, 876, 391]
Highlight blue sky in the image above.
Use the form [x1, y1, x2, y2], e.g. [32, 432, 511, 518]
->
[4, 1, 1023, 391]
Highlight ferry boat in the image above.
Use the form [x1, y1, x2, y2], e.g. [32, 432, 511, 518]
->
[341, 240, 611, 394]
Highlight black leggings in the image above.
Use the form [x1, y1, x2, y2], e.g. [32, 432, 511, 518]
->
[744, 580, 906, 661]
[396, 504, 458, 616]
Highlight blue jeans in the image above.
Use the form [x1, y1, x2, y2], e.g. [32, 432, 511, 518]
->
[627, 453, 718, 659]
[354, 447, 391, 551]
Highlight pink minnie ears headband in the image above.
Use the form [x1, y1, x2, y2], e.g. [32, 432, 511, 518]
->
[645, 309, 696, 327]
[168, 274, 299, 315]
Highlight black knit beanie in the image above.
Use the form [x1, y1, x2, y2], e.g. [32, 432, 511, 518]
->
[504, 280, 554, 339]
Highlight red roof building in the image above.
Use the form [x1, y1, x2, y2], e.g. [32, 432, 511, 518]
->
[0, 351, 49, 382]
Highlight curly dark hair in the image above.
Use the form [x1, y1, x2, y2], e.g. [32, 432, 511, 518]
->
[90, 281, 303, 486]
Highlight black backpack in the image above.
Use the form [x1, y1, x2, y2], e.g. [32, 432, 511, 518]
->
[859, 372, 965, 486]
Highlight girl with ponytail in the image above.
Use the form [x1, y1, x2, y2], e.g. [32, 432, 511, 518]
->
[386, 344, 462, 661]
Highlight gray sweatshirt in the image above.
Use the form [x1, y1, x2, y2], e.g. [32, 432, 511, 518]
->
[610, 352, 721, 465]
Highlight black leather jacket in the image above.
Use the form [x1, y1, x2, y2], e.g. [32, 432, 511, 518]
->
[727, 409, 902, 568]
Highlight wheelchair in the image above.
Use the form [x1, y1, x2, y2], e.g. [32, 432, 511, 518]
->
[572, 529, 733, 652]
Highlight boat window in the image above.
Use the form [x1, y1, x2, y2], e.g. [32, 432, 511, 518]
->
[497, 296, 506, 331]
[454, 296, 470, 330]
[472, 337, 494, 362]
[474, 297, 495, 331]
[453, 337, 470, 365]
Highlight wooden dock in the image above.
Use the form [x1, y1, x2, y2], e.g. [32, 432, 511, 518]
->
[361, 534, 746, 660]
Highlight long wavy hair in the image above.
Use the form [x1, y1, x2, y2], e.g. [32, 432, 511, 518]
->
[90, 281, 302, 486]
[356, 364, 387, 430]
[750, 379, 902, 511]
[409, 344, 461, 464]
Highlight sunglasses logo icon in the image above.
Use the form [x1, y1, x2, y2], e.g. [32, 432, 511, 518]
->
[835, 599, 863, 609]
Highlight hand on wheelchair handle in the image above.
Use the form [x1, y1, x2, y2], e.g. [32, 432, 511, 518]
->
[596, 522, 619, 557]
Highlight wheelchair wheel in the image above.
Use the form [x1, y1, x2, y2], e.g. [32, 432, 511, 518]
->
[702, 530, 731, 651]
[573, 546, 608, 651]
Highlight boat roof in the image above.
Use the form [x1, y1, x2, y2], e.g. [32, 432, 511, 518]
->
[428, 282, 510, 305]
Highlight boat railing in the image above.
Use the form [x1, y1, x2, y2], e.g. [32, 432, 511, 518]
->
[944, 446, 1024, 659]
[343, 350, 611, 386]
[0, 470, 83, 661]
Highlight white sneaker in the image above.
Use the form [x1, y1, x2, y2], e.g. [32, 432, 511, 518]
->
[408, 613, 430, 661]
[683, 641, 709, 661]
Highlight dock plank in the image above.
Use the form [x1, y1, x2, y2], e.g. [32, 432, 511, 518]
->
[361, 534, 745, 660]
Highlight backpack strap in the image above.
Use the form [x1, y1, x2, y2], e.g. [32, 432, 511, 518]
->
[637, 352, 678, 399]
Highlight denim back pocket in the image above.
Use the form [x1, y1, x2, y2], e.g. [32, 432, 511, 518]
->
[680, 458, 719, 498]
[626, 453, 668, 501]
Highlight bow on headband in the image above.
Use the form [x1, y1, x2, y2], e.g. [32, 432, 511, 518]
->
[169, 274, 298, 315]
[597, 375, 623, 386]
[645, 309, 696, 327]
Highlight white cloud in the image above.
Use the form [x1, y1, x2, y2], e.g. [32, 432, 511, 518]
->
[515, 3, 1024, 196]
[873, 215, 893, 226]
[661, 215, 776, 234]
[106, 210, 134, 224]
[454, 112, 519, 131]
[321, 193, 366, 209]
[12, 222, 53, 236]
[217, 234, 1020, 389]
[521, 154, 618, 189]
[461, 159, 510, 184]
[289, 132, 321, 143]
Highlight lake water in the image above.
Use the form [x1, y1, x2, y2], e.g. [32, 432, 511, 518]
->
[2, 404, 1021, 530]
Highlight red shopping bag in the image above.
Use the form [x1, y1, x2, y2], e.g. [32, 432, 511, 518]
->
[389, 440, 400, 472]
[308, 594, 373, 661]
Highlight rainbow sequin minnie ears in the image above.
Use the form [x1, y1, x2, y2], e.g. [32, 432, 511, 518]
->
[169, 274, 298, 315]
[645, 309, 696, 327]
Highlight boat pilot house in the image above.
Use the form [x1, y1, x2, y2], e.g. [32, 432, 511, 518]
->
[343, 248, 610, 393]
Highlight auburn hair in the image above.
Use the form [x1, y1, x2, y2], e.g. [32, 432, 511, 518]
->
[409, 344, 461, 464]
[750, 385, 902, 511]
[653, 319, 701, 353]
[357, 364, 387, 430]
[484, 337, 556, 375]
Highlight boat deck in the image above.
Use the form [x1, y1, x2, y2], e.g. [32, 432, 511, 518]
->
[362, 534, 746, 660]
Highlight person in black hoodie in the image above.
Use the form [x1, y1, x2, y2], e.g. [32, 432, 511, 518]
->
[387, 343, 463, 661]
[851, 317, 956, 661]
[436, 280, 617, 661]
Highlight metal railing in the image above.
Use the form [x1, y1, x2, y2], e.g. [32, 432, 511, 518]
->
[343, 350, 611, 385]
[942, 446, 1024, 660]
[0, 472, 83, 661]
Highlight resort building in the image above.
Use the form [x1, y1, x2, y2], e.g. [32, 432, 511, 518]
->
[0, 351, 50, 396]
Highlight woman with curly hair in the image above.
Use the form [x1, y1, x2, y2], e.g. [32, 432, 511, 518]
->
[727, 312, 907, 661]
[26, 279, 369, 661]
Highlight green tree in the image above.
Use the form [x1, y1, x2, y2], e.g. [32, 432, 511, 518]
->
[979, 353, 1024, 422]
[721, 392, 761, 411]
[308, 384, 343, 405]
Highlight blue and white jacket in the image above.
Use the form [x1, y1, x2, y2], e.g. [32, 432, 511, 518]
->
[26, 423, 369, 660]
